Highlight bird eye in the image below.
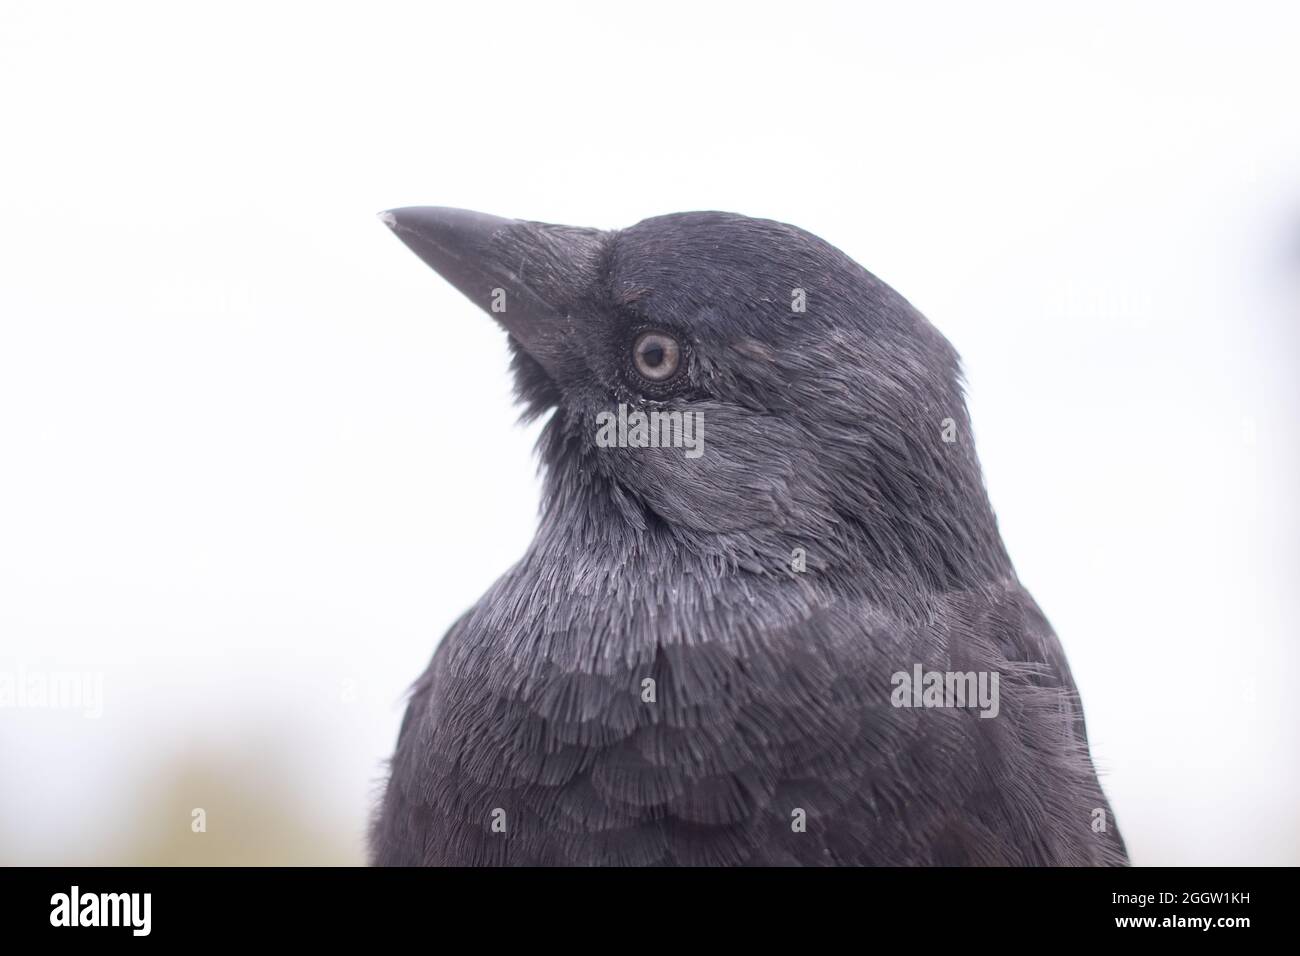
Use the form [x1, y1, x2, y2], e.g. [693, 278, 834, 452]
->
[632, 330, 681, 382]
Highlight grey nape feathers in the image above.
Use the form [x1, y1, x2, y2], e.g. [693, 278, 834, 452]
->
[370, 207, 1127, 866]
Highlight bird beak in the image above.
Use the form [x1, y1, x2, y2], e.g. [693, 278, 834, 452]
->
[380, 206, 604, 377]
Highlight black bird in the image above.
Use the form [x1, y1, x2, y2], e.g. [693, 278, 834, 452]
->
[371, 207, 1128, 866]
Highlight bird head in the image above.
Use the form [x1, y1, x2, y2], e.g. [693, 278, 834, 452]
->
[382, 207, 1009, 590]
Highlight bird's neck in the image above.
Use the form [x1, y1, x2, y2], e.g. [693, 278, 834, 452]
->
[531, 453, 1014, 620]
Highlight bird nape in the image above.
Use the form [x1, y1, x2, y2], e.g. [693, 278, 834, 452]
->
[369, 206, 1128, 867]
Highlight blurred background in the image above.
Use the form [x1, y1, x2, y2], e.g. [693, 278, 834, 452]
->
[0, 0, 1296, 865]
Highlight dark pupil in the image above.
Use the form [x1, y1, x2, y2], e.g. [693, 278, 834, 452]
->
[641, 343, 665, 367]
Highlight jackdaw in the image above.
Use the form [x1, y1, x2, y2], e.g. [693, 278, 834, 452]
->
[370, 207, 1128, 866]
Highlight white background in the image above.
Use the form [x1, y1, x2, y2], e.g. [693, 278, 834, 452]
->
[1, 1, 1296, 864]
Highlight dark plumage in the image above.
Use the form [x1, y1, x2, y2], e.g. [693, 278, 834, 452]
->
[370, 207, 1128, 866]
